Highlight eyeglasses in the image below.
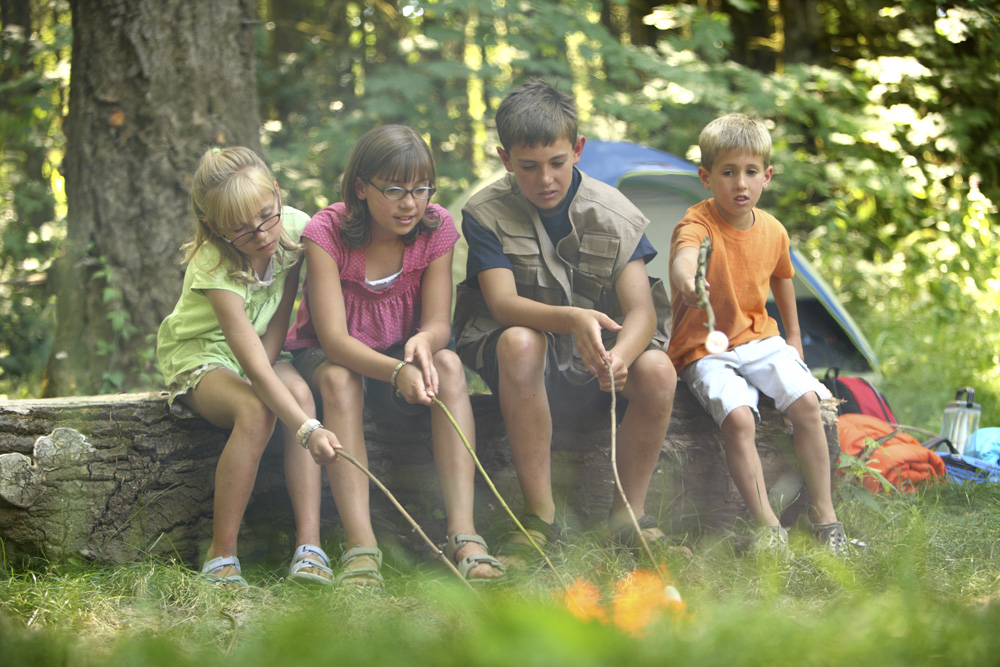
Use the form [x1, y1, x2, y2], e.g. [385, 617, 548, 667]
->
[227, 187, 282, 247]
[362, 177, 436, 201]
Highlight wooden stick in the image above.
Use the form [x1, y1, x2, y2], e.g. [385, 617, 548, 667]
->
[604, 360, 661, 574]
[431, 397, 567, 586]
[696, 236, 729, 354]
[695, 236, 716, 333]
[335, 448, 478, 593]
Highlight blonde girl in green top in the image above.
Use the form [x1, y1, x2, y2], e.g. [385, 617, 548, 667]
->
[157, 147, 341, 588]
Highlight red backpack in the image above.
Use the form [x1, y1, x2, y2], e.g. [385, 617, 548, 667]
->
[822, 367, 897, 424]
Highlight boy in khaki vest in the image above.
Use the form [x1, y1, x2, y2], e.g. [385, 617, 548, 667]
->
[454, 79, 679, 564]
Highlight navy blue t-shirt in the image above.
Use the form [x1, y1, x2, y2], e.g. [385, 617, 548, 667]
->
[463, 168, 656, 289]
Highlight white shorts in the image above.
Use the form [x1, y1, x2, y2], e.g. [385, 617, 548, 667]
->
[680, 336, 828, 427]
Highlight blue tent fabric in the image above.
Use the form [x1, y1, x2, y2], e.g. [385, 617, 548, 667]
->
[577, 139, 878, 373]
[577, 141, 698, 185]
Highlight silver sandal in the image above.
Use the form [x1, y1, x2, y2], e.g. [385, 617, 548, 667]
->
[200, 555, 248, 589]
[288, 544, 334, 586]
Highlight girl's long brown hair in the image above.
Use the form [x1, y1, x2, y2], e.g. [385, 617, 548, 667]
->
[339, 125, 440, 249]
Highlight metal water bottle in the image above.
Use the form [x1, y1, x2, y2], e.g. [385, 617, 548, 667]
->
[940, 387, 982, 457]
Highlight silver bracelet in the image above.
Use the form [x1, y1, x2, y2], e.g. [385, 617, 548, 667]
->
[296, 418, 323, 449]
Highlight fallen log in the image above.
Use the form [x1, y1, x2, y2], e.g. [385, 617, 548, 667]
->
[0, 386, 840, 565]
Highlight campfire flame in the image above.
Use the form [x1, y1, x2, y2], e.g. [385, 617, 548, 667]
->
[564, 568, 687, 636]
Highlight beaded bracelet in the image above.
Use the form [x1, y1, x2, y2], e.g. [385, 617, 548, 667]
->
[296, 418, 323, 449]
[390, 360, 409, 395]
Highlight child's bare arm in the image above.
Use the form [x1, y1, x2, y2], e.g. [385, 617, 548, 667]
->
[670, 245, 703, 308]
[208, 286, 341, 459]
[260, 260, 302, 364]
[601, 258, 658, 391]
[404, 248, 457, 398]
[770, 275, 803, 360]
[477, 266, 622, 376]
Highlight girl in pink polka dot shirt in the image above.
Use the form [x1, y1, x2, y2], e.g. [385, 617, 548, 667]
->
[285, 125, 504, 587]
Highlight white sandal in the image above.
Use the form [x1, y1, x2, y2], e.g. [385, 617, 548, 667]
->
[200, 555, 248, 589]
[288, 544, 334, 586]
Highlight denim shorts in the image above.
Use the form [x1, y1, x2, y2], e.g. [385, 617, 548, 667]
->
[291, 344, 426, 421]
[679, 336, 827, 427]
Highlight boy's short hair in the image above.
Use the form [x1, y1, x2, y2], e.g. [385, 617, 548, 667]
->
[495, 79, 578, 152]
[699, 113, 772, 171]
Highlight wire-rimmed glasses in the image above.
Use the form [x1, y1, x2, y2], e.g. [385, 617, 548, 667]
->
[227, 186, 282, 247]
[362, 178, 436, 201]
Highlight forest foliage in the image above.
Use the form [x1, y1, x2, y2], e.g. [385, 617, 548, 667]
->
[0, 0, 998, 428]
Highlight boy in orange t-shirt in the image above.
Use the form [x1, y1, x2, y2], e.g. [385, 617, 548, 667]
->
[668, 113, 845, 555]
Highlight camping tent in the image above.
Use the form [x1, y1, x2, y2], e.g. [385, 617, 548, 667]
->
[450, 140, 877, 374]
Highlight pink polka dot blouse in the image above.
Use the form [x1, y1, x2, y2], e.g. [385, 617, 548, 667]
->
[284, 202, 459, 352]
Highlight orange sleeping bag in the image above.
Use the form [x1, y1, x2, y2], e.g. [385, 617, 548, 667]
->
[836, 413, 946, 493]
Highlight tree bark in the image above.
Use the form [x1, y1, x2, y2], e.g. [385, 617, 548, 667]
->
[44, 0, 262, 397]
[0, 387, 840, 565]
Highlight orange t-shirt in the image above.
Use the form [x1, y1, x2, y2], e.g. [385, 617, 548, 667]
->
[667, 199, 794, 371]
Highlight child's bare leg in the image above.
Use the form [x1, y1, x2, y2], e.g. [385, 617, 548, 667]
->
[496, 327, 555, 525]
[183, 369, 275, 579]
[786, 392, 837, 524]
[610, 350, 676, 535]
[274, 362, 326, 576]
[315, 363, 379, 582]
[430, 349, 501, 579]
[720, 406, 780, 526]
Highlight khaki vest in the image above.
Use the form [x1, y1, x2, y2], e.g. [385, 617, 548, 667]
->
[455, 171, 672, 384]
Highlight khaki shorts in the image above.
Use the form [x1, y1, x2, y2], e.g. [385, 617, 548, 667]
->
[680, 336, 827, 427]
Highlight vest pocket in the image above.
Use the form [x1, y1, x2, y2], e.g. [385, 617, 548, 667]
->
[577, 232, 618, 278]
[513, 265, 563, 305]
[498, 218, 541, 256]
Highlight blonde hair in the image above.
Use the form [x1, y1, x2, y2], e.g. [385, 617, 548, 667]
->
[339, 125, 440, 249]
[182, 147, 301, 284]
[698, 113, 772, 171]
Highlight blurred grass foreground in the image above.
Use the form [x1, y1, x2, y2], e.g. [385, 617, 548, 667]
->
[2, 479, 1000, 666]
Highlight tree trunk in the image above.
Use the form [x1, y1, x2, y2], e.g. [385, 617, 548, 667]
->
[0, 387, 840, 565]
[44, 0, 262, 397]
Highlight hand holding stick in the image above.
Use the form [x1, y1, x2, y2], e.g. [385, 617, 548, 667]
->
[695, 237, 729, 354]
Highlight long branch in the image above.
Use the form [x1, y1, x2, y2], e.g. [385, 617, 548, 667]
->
[431, 397, 567, 588]
[695, 236, 716, 333]
[334, 449, 477, 593]
[604, 360, 661, 574]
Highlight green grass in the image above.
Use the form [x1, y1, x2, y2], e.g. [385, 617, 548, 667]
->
[2, 482, 1000, 666]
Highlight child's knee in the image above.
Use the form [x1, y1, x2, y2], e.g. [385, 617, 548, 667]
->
[497, 327, 547, 367]
[786, 391, 821, 423]
[286, 376, 315, 409]
[317, 365, 362, 406]
[434, 350, 471, 400]
[631, 351, 676, 396]
[433, 348, 466, 381]
[233, 397, 277, 436]
[722, 406, 756, 438]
